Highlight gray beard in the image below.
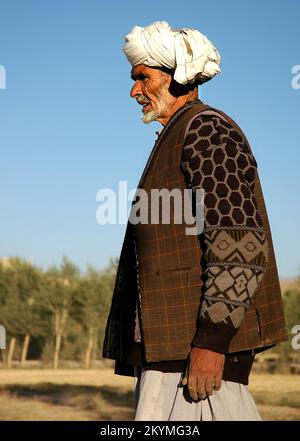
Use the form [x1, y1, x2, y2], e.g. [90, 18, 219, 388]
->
[141, 96, 168, 124]
[136, 87, 169, 124]
[142, 109, 160, 124]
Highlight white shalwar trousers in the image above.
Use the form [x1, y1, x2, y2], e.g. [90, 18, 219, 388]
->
[134, 368, 261, 421]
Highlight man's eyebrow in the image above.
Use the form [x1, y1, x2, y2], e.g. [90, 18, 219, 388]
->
[131, 71, 145, 80]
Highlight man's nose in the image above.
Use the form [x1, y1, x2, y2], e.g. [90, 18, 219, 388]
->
[130, 81, 141, 98]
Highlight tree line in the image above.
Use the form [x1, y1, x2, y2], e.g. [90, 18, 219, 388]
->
[0, 256, 299, 370]
[0, 257, 117, 369]
[273, 279, 300, 368]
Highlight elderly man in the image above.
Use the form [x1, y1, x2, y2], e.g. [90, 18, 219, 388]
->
[102, 21, 287, 421]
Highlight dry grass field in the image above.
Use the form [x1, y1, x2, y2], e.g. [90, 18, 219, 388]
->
[0, 369, 298, 421]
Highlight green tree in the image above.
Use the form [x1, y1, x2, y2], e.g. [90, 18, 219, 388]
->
[74, 262, 116, 368]
[0, 258, 47, 366]
[274, 275, 300, 369]
[42, 257, 80, 369]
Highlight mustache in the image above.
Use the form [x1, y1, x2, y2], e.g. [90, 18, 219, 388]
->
[135, 94, 151, 105]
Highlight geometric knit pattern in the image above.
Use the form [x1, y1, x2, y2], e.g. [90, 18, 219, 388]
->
[204, 227, 268, 269]
[181, 114, 263, 228]
[181, 113, 268, 337]
[200, 227, 267, 328]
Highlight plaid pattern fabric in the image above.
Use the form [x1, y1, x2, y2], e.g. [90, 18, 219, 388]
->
[102, 101, 288, 364]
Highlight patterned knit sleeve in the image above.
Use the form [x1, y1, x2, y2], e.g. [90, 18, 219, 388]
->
[180, 113, 269, 353]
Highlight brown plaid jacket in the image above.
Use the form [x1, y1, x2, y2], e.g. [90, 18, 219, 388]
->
[102, 100, 288, 365]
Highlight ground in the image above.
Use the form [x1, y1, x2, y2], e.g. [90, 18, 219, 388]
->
[0, 369, 298, 421]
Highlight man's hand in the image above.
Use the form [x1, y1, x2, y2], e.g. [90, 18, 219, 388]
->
[181, 347, 225, 401]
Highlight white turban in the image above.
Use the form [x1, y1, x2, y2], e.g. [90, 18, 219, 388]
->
[123, 21, 221, 85]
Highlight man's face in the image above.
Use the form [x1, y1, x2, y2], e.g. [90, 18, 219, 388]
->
[130, 64, 175, 125]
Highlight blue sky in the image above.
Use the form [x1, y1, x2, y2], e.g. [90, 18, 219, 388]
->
[0, 0, 299, 277]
